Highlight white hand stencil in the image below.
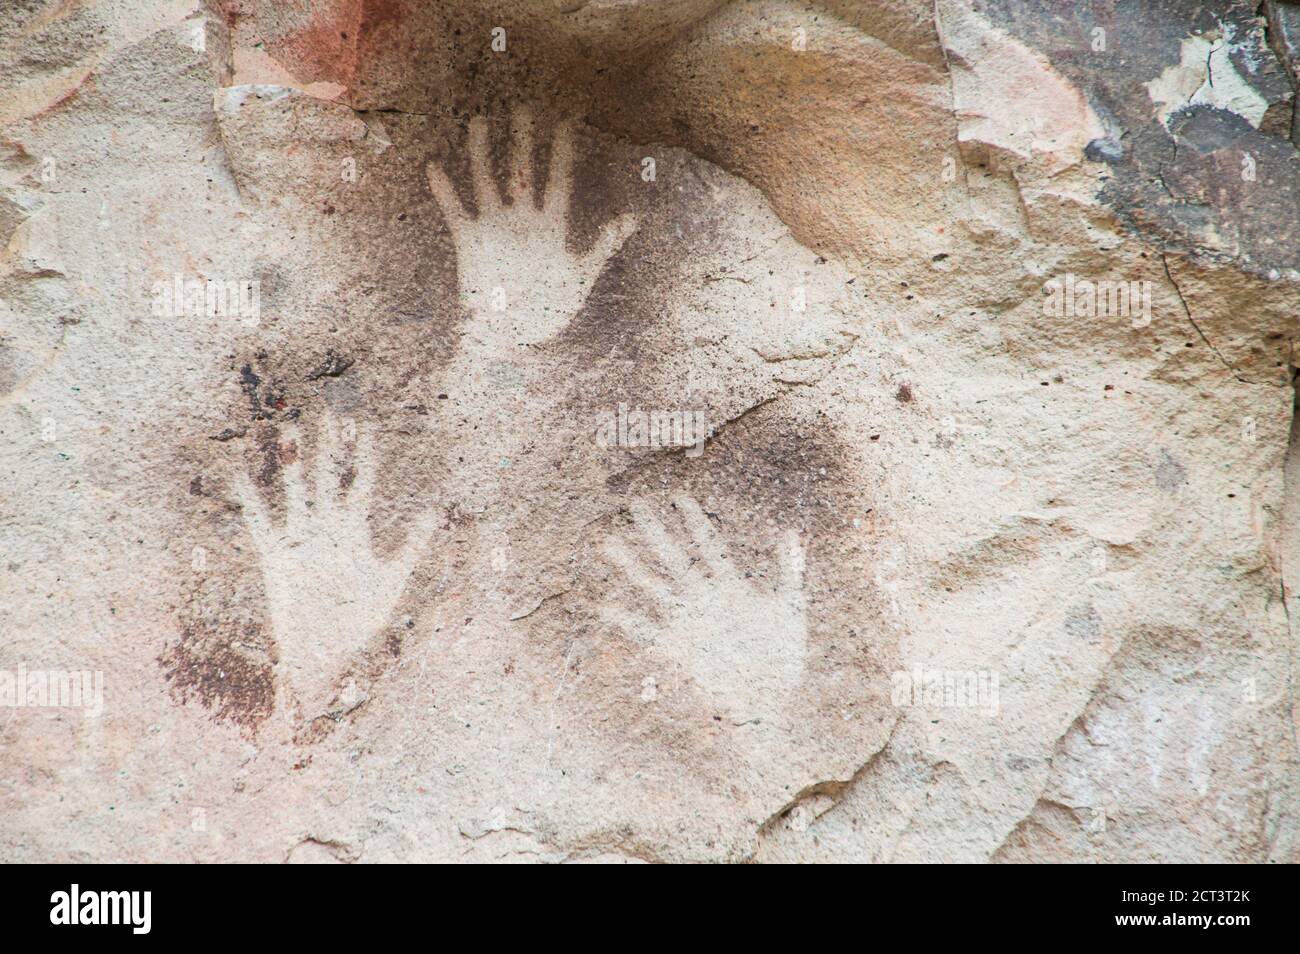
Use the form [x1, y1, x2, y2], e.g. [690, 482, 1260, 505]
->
[230, 411, 438, 712]
[600, 495, 809, 725]
[426, 109, 638, 348]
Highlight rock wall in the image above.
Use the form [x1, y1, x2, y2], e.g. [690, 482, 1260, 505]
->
[1, 0, 1297, 862]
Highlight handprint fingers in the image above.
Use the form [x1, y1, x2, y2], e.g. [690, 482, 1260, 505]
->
[397, 505, 441, 580]
[584, 212, 638, 270]
[280, 424, 310, 526]
[595, 496, 811, 721]
[543, 117, 574, 215]
[231, 414, 376, 539]
[603, 535, 673, 604]
[467, 116, 497, 214]
[433, 111, 638, 342]
[425, 160, 468, 237]
[598, 604, 657, 646]
[311, 411, 348, 508]
[227, 408, 443, 714]
[508, 106, 536, 202]
[782, 529, 807, 600]
[629, 499, 692, 578]
[228, 467, 272, 556]
[674, 495, 729, 578]
[347, 423, 376, 510]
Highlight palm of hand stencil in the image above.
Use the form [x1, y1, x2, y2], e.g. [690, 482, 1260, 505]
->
[601, 496, 809, 725]
[231, 413, 437, 713]
[426, 110, 638, 348]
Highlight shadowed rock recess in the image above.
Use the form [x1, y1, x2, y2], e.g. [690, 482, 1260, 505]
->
[0, 0, 1296, 863]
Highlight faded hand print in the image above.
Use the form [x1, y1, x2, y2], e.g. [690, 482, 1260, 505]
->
[423, 109, 641, 512]
[600, 495, 809, 726]
[230, 411, 438, 715]
[426, 109, 638, 348]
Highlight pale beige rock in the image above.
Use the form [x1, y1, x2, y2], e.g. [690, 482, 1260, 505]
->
[0, 0, 1296, 863]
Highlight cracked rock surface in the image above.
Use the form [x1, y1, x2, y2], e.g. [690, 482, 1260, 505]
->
[1, 0, 1297, 862]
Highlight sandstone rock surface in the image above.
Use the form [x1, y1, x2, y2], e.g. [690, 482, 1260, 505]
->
[1, 0, 1297, 862]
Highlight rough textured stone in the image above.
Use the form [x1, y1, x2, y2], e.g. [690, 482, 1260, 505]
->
[0, 0, 1296, 862]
